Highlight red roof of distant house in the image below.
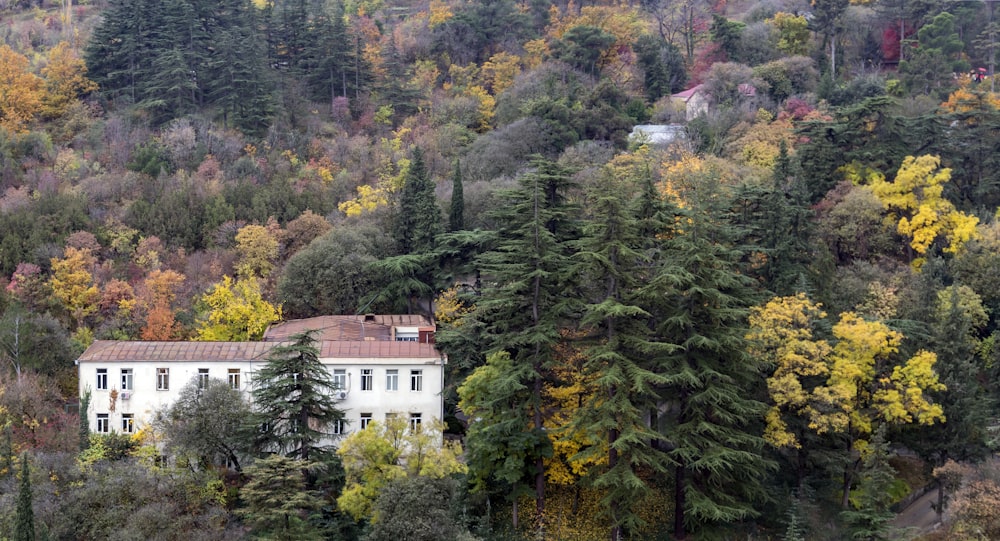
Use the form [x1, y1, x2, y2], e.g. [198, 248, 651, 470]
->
[671, 84, 705, 100]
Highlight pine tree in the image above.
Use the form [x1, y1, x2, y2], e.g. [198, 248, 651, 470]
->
[470, 157, 580, 534]
[449, 160, 464, 232]
[14, 454, 34, 541]
[573, 168, 675, 540]
[840, 427, 895, 541]
[649, 201, 773, 539]
[238, 454, 325, 540]
[206, 19, 275, 136]
[251, 331, 345, 460]
[301, 2, 369, 105]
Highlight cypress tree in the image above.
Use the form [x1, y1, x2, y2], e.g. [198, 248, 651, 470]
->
[396, 147, 442, 255]
[449, 160, 464, 232]
[14, 454, 34, 541]
[251, 331, 345, 461]
[79, 388, 91, 452]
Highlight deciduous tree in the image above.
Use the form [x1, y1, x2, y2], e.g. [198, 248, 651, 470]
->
[41, 41, 98, 120]
[336, 417, 465, 522]
[869, 155, 979, 267]
[195, 276, 281, 341]
[49, 247, 99, 330]
[157, 378, 251, 471]
[0, 45, 43, 133]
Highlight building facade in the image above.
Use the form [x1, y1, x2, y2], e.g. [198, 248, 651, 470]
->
[77, 315, 445, 439]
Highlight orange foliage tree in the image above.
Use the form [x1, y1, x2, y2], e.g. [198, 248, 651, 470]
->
[41, 41, 98, 119]
[0, 45, 44, 133]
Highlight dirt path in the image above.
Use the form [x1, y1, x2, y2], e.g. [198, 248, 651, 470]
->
[891, 488, 941, 539]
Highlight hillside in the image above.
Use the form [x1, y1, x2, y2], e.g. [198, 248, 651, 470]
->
[1, 0, 1000, 539]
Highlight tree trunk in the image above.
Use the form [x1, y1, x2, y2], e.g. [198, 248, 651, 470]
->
[609, 424, 620, 541]
[674, 463, 686, 540]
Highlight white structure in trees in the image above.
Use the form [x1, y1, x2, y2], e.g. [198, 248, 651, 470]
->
[77, 315, 445, 438]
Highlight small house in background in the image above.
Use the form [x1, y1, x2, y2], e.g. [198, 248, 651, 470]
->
[629, 124, 687, 147]
[671, 83, 708, 121]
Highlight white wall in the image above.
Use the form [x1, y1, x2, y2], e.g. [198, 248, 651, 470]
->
[79, 356, 445, 439]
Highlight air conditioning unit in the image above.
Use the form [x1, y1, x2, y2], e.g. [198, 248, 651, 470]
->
[120, 391, 132, 401]
[336, 391, 348, 400]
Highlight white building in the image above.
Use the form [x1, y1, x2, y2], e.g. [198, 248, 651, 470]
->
[77, 315, 445, 438]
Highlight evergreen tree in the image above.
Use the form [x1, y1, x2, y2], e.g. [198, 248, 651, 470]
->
[573, 168, 675, 540]
[238, 454, 324, 540]
[648, 199, 773, 539]
[458, 350, 544, 531]
[14, 454, 33, 541]
[205, 3, 275, 136]
[710, 14, 746, 62]
[79, 388, 91, 452]
[470, 157, 580, 533]
[727, 146, 815, 295]
[634, 34, 687, 102]
[396, 147, 442, 255]
[449, 160, 465, 232]
[251, 331, 345, 460]
[377, 37, 421, 122]
[370, 147, 443, 315]
[840, 427, 895, 541]
[301, 2, 370, 105]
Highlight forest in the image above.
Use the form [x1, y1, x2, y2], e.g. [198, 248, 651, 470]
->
[1, 0, 1000, 538]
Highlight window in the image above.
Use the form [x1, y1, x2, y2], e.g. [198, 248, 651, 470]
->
[360, 413, 372, 430]
[410, 369, 423, 391]
[121, 414, 134, 434]
[386, 369, 398, 391]
[409, 413, 422, 432]
[197, 368, 209, 389]
[228, 369, 240, 390]
[361, 369, 373, 391]
[96, 368, 108, 390]
[395, 327, 419, 341]
[120, 369, 133, 391]
[156, 368, 169, 391]
[332, 419, 346, 435]
[332, 369, 346, 390]
[96, 413, 109, 433]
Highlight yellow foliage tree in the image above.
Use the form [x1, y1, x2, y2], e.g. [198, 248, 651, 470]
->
[338, 131, 410, 217]
[481, 52, 521, 95]
[747, 293, 832, 449]
[869, 155, 979, 265]
[543, 336, 604, 486]
[939, 87, 1000, 116]
[0, 45, 44, 133]
[195, 276, 281, 341]
[49, 246, 99, 329]
[40, 41, 97, 119]
[235, 224, 279, 279]
[767, 12, 810, 55]
[749, 295, 946, 504]
[427, 0, 453, 27]
[336, 417, 466, 521]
